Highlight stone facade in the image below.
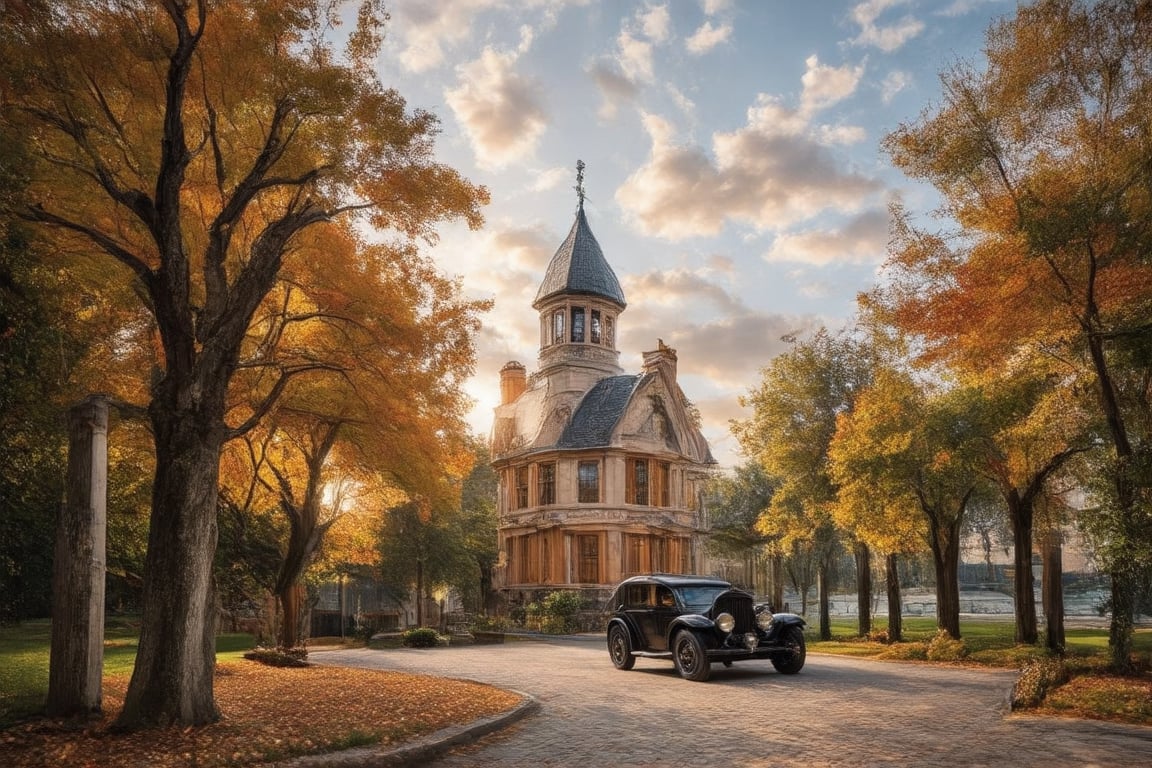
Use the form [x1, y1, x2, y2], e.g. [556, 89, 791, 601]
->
[491, 195, 716, 605]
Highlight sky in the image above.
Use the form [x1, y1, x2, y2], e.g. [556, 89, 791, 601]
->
[367, 0, 1013, 468]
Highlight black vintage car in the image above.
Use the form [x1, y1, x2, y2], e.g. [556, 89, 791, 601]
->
[605, 574, 806, 681]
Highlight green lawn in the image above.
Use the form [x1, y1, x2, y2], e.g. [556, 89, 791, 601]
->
[0, 617, 253, 728]
[807, 616, 1152, 667]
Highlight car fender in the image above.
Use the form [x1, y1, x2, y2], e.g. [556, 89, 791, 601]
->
[607, 616, 642, 648]
[763, 612, 805, 642]
[666, 614, 714, 647]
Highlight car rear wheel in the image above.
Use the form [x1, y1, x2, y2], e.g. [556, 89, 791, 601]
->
[770, 625, 806, 674]
[673, 630, 711, 682]
[608, 624, 636, 670]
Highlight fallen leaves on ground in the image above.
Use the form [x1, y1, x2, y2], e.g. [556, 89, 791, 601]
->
[1, 660, 524, 768]
[1036, 673, 1152, 725]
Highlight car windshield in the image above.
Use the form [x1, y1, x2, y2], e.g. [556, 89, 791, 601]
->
[676, 586, 730, 612]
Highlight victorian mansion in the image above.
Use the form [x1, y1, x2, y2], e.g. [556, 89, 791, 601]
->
[490, 177, 716, 602]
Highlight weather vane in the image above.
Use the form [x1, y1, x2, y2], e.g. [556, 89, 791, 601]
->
[575, 159, 586, 211]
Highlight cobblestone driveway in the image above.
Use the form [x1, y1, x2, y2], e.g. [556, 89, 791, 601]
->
[315, 638, 1152, 767]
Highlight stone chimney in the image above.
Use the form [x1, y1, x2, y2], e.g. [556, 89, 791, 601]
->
[642, 339, 677, 381]
[499, 361, 527, 405]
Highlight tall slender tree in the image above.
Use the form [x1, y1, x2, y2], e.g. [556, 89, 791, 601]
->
[878, 0, 1152, 668]
[0, 1, 486, 727]
[734, 329, 873, 639]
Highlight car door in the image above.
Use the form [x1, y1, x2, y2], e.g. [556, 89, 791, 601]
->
[637, 585, 677, 651]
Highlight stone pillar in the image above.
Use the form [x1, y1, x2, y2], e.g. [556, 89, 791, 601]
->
[47, 395, 109, 717]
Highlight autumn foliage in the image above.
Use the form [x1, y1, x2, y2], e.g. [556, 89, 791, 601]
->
[1, 0, 488, 728]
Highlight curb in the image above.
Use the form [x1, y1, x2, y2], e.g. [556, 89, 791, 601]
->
[263, 692, 539, 768]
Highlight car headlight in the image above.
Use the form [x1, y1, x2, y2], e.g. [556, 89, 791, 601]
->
[756, 610, 774, 630]
[716, 612, 735, 633]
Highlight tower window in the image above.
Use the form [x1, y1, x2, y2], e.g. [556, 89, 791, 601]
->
[571, 307, 585, 343]
[591, 310, 602, 344]
[552, 310, 565, 344]
[604, 315, 614, 347]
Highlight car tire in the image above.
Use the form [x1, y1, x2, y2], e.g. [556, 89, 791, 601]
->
[608, 624, 636, 670]
[770, 625, 806, 674]
[672, 630, 711, 682]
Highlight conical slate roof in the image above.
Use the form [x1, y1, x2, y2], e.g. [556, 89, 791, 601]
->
[533, 205, 626, 309]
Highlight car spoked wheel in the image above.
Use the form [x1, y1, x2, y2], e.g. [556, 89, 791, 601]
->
[673, 631, 711, 682]
[608, 624, 636, 670]
[770, 625, 806, 675]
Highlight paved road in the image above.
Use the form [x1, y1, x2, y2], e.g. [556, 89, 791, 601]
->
[314, 638, 1152, 767]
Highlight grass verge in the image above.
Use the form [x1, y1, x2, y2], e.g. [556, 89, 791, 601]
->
[806, 616, 1152, 725]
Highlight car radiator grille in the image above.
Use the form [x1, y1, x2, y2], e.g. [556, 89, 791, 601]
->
[713, 592, 755, 634]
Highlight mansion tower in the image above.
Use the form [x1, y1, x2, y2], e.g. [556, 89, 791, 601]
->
[490, 168, 716, 602]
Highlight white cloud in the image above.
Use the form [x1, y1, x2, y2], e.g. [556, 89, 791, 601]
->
[666, 83, 696, 118]
[851, 0, 925, 52]
[640, 4, 672, 43]
[881, 70, 913, 103]
[445, 45, 549, 169]
[616, 29, 656, 83]
[590, 61, 641, 120]
[762, 208, 892, 266]
[815, 124, 867, 145]
[799, 55, 864, 114]
[530, 166, 572, 192]
[701, 0, 731, 15]
[615, 105, 882, 240]
[686, 21, 732, 55]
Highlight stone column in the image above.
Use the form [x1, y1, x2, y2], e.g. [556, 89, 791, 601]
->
[47, 395, 109, 717]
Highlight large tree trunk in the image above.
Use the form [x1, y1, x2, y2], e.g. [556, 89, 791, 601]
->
[885, 553, 902, 642]
[817, 564, 831, 641]
[116, 414, 222, 728]
[1041, 529, 1065, 653]
[277, 583, 306, 649]
[928, 509, 964, 639]
[855, 541, 872, 637]
[771, 554, 785, 612]
[1007, 489, 1038, 644]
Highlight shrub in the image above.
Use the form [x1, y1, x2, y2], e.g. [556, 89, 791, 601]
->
[472, 614, 510, 633]
[539, 590, 584, 634]
[877, 642, 928, 661]
[866, 628, 890, 644]
[1012, 657, 1068, 709]
[244, 646, 310, 667]
[925, 630, 968, 662]
[402, 627, 442, 648]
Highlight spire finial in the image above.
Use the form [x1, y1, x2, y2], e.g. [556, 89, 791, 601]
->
[575, 159, 586, 211]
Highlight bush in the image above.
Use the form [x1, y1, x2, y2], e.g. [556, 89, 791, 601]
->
[401, 627, 442, 648]
[925, 630, 968, 662]
[877, 642, 928, 661]
[539, 590, 585, 634]
[472, 614, 510, 633]
[1012, 657, 1068, 709]
[866, 628, 890, 644]
[244, 646, 310, 667]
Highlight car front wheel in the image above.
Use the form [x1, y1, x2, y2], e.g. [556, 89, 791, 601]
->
[608, 624, 636, 670]
[672, 630, 711, 682]
[770, 625, 806, 674]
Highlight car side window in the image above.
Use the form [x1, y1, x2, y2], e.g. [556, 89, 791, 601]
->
[623, 584, 647, 608]
[656, 586, 675, 608]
